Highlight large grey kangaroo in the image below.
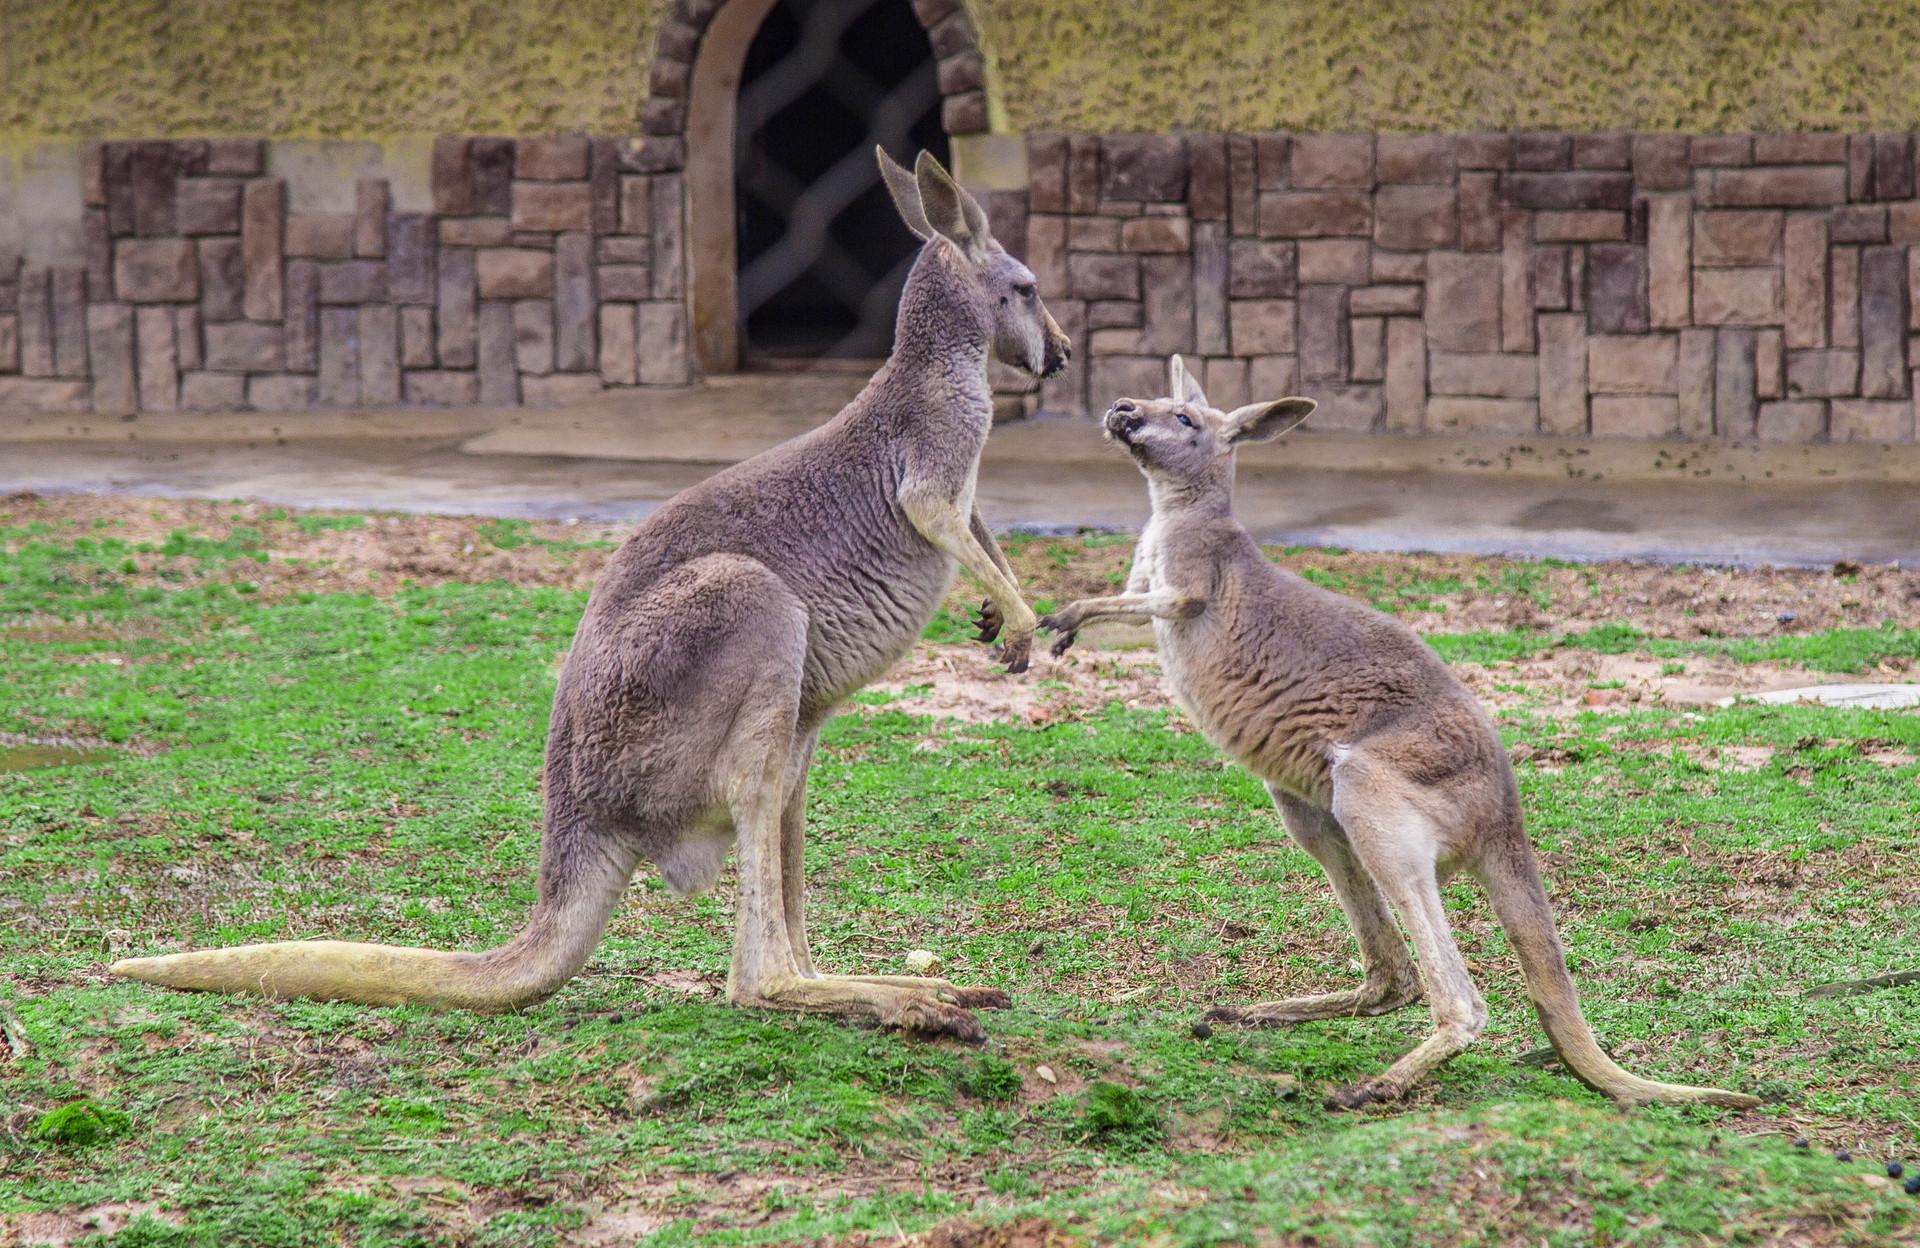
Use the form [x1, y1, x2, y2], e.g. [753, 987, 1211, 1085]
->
[1041, 356, 1759, 1110]
[110, 150, 1070, 1042]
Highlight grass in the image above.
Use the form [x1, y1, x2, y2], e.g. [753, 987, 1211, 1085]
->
[1, 511, 1917, 1246]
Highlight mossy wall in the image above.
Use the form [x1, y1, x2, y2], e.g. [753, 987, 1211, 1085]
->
[8, 0, 1920, 140]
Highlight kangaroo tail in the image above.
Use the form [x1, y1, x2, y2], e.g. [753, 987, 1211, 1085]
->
[111, 832, 638, 1013]
[1477, 846, 1760, 1109]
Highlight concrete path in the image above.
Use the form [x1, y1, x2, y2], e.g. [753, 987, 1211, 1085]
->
[3, 374, 1916, 567]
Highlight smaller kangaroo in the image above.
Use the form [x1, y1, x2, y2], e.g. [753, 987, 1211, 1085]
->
[1041, 356, 1759, 1111]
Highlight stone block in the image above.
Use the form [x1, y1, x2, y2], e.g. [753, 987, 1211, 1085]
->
[1089, 327, 1142, 354]
[351, 179, 389, 258]
[175, 307, 201, 370]
[1513, 132, 1571, 171]
[1188, 135, 1228, 220]
[1427, 396, 1537, 433]
[1860, 245, 1910, 398]
[437, 247, 477, 369]
[1756, 327, 1784, 398]
[1646, 196, 1690, 327]
[1890, 201, 1920, 244]
[1754, 134, 1848, 164]
[17, 269, 54, 377]
[0, 378, 89, 411]
[942, 91, 988, 135]
[1692, 268, 1783, 325]
[1101, 136, 1187, 201]
[1572, 132, 1630, 169]
[247, 374, 317, 410]
[387, 214, 435, 304]
[1068, 137, 1100, 214]
[1591, 395, 1679, 437]
[1697, 167, 1847, 207]
[1585, 244, 1648, 333]
[1228, 137, 1258, 236]
[1289, 135, 1373, 188]
[1831, 246, 1860, 346]
[443, 217, 514, 247]
[206, 139, 263, 176]
[1690, 135, 1752, 166]
[1382, 318, 1426, 431]
[1500, 212, 1534, 352]
[1588, 334, 1678, 393]
[1193, 222, 1229, 353]
[1026, 215, 1067, 295]
[1068, 217, 1119, 251]
[1831, 398, 1912, 441]
[1258, 191, 1371, 237]
[102, 143, 137, 236]
[1715, 328, 1758, 435]
[285, 213, 355, 259]
[1537, 313, 1588, 434]
[1372, 250, 1426, 282]
[86, 304, 135, 416]
[241, 179, 284, 320]
[432, 138, 475, 215]
[1782, 214, 1828, 348]
[130, 142, 178, 236]
[360, 305, 401, 404]
[1251, 134, 1288, 189]
[400, 306, 435, 368]
[1532, 210, 1625, 242]
[1500, 172, 1631, 211]
[1198, 355, 1249, 408]
[318, 306, 359, 407]
[105, 240, 195, 307]
[405, 370, 480, 406]
[1630, 136, 1689, 191]
[637, 301, 691, 385]
[513, 182, 593, 233]
[1692, 210, 1781, 267]
[476, 302, 517, 404]
[1297, 286, 1349, 383]
[51, 270, 88, 378]
[1424, 252, 1501, 352]
[476, 249, 553, 299]
[177, 179, 243, 235]
[178, 371, 246, 411]
[1138, 254, 1194, 354]
[1785, 348, 1859, 397]
[590, 139, 621, 235]
[1027, 133, 1069, 214]
[198, 237, 245, 321]
[1676, 327, 1715, 436]
[596, 264, 649, 301]
[1756, 399, 1827, 442]
[652, 174, 684, 298]
[1296, 239, 1369, 285]
[203, 321, 283, 372]
[512, 300, 555, 374]
[1374, 185, 1457, 250]
[1039, 298, 1086, 413]
[1247, 353, 1298, 400]
[471, 139, 515, 215]
[1831, 204, 1888, 244]
[317, 260, 386, 305]
[284, 261, 319, 371]
[1120, 217, 1190, 253]
[85, 208, 113, 297]
[1, 314, 23, 375]
[1376, 135, 1454, 184]
[521, 373, 605, 405]
[1349, 284, 1422, 315]
[1349, 317, 1384, 381]
[517, 137, 590, 181]
[1872, 134, 1913, 200]
[1069, 253, 1139, 300]
[1430, 351, 1538, 397]
[1088, 300, 1142, 329]
[555, 233, 596, 371]
[1229, 299, 1296, 355]
[598, 237, 650, 264]
[1458, 173, 1500, 251]
[1306, 384, 1384, 431]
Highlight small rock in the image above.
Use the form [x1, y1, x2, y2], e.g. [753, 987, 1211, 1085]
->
[1035, 1064, 1057, 1084]
[902, 949, 942, 975]
[1776, 611, 1797, 625]
[1793, 1137, 1810, 1149]
[1026, 938, 1045, 957]
[1190, 1020, 1212, 1040]
[1887, 1160, 1904, 1179]
[1905, 1174, 1920, 1195]
[1835, 1150, 1853, 1163]
[1832, 559, 1862, 577]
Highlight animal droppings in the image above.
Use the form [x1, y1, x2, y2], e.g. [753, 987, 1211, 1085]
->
[1834, 1150, 1852, 1163]
[1886, 1160, 1903, 1179]
[1190, 1020, 1213, 1039]
[1905, 1174, 1920, 1195]
[1792, 1137, 1810, 1149]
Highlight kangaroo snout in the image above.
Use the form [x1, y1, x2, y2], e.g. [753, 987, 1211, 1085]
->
[1041, 328, 1072, 379]
[1104, 399, 1142, 443]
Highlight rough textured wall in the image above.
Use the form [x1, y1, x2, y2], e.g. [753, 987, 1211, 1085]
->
[12, 2, 1920, 140]
[0, 0, 661, 141]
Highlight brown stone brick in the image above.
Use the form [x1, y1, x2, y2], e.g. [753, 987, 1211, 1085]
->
[1427, 396, 1537, 432]
[555, 233, 596, 371]
[387, 214, 435, 304]
[115, 239, 199, 303]
[513, 182, 593, 233]
[476, 249, 553, 299]
[637, 301, 690, 385]
[51, 270, 87, 377]
[1697, 166, 1847, 207]
[1831, 247, 1860, 346]
[442, 218, 513, 248]
[1591, 395, 1679, 437]
[1193, 222, 1229, 353]
[616, 176, 653, 237]
[1089, 327, 1142, 354]
[1349, 316, 1384, 381]
[476, 301, 517, 403]
[133, 307, 176, 410]
[1026, 215, 1067, 296]
[102, 143, 137, 237]
[85, 304, 135, 416]
[1677, 327, 1715, 436]
[1425, 252, 1501, 352]
[1376, 135, 1455, 184]
[1533, 210, 1626, 242]
[1068, 254, 1139, 300]
[1532, 245, 1569, 310]
[1027, 133, 1069, 214]
[437, 248, 477, 369]
[1585, 244, 1649, 333]
[1859, 245, 1909, 398]
[1229, 137, 1259, 236]
[1253, 133, 1289, 189]
[1456, 133, 1511, 170]
[204, 321, 283, 372]
[17, 268, 53, 376]
[1230, 299, 1296, 355]
[1199, 356, 1249, 408]
[1068, 138, 1101, 215]
[1430, 351, 1538, 397]
[1872, 134, 1913, 200]
[174, 307, 202, 370]
[400, 306, 435, 368]
[1831, 204, 1888, 243]
[129, 142, 178, 237]
[178, 371, 246, 411]
[177, 179, 242, 235]
[1513, 132, 1571, 171]
[1646, 196, 1690, 327]
[1257, 191, 1371, 238]
[1349, 284, 1422, 315]
[1831, 398, 1912, 440]
[1693, 268, 1784, 325]
[1693, 210, 1782, 266]
[1785, 347, 1859, 397]
[1373, 185, 1457, 250]
[597, 237, 649, 264]
[1849, 135, 1875, 200]
[1296, 239, 1369, 285]
[1289, 135, 1372, 188]
[286, 214, 355, 259]
[1297, 286, 1349, 383]
[1088, 300, 1141, 330]
[1501, 212, 1534, 352]
[318, 260, 386, 305]
[1138, 254, 1194, 354]
[521, 373, 604, 405]
[1538, 313, 1588, 434]
[432, 138, 475, 215]
[1689, 135, 1752, 166]
[1889, 201, 1920, 244]
[198, 237, 245, 321]
[354, 179, 389, 258]
[360, 305, 401, 405]
[247, 374, 317, 409]
[1756, 327, 1784, 398]
[1185, 135, 1227, 221]
[317, 307, 359, 406]
[651, 174, 684, 298]
[1501, 172, 1632, 212]
[590, 139, 621, 235]
[1757, 399, 1827, 442]
[517, 137, 590, 181]
[1383, 318, 1425, 431]
[1372, 250, 1426, 282]
[1911, 252, 1920, 330]
[471, 139, 515, 216]
[1782, 214, 1828, 348]
[207, 139, 263, 176]
[284, 261, 319, 371]
[1754, 134, 1848, 165]
[1307, 384, 1385, 431]
[1588, 334, 1678, 393]
[1631, 134, 1691, 191]
[1102, 135, 1187, 202]
[1244, 354, 1295, 403]
[0, 377, 87, 410]
[1458, 173, 1500, 251]
[85, 208, 113, 297]
[404, 370, 479, 406]
[1572, 132, 1630, 169]
[1715, 328, 1758, 435]
[596, 264, 649, 302]
[1120, 217, 1190, 252]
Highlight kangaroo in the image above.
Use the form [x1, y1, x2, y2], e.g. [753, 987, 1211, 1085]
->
[1040, 356, 1759, 1111]
[110, 149, 1071, 1042]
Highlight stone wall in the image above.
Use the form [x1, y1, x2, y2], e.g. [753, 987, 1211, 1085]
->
[1016, 132, 1920, 443]
[0, 137, 687, 415]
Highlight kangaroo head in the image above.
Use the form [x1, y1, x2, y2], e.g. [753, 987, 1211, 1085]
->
[878, 147, 1071, 379]
[1104, 355, 1316, 489]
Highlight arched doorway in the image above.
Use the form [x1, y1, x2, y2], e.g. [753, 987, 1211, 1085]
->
[659, 0, 991, 374]
[733, 0, 948, 364]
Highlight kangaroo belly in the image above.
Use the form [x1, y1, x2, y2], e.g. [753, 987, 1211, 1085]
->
[1158, 620, 1338, 807]
[799, 545, 957, 713]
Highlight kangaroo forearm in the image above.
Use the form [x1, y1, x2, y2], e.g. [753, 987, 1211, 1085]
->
[969, 507, 1015, 580]
[906, 498, 1033, 625]
[1062, 590, 1202, 626]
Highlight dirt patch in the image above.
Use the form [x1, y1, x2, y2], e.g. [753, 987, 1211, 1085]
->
[1, 1202, 181, 1248]
[871, 647, 1169, 726]
[829, 1217, 1083, 1248]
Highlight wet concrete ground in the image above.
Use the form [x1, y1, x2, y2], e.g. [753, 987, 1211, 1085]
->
[3, 374, 1916, 567]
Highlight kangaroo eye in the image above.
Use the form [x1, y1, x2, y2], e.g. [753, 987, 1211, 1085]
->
[1013, 283, 1036, 299]
[1176, 411, 1195, 429]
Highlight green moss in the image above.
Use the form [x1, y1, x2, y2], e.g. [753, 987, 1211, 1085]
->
[32, 1100, 132, 1147]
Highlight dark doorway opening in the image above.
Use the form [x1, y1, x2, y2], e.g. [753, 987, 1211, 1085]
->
[734, 0, 948, 364]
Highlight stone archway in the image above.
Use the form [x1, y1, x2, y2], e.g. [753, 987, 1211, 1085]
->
[640, 0, 990, 372]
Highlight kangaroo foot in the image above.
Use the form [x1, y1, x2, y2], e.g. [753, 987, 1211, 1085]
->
[1204, 980, 1421, 1027]
[816, 974, 1011, 1011]
[1324, 1076, 1403, 1112]
[880, 993, 987, 1043]
[733, 975, 989, 1043]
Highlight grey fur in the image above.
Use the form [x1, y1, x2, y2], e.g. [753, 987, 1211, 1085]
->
[1040, 355, 1759, 1110]
[111, 150, 1071, 1042]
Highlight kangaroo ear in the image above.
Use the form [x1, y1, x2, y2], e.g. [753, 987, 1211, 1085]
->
[877, 146, 932, 241]
[1222, 397, 1316, 446]
[914, 150, 993, 260]
[1168, 354, 1209, 408]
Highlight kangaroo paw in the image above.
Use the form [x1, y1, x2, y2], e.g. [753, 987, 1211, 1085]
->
[941, 985, 1012, 1011]
[972, 598, 1002, 643]
[883, 994, 986, 1043]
